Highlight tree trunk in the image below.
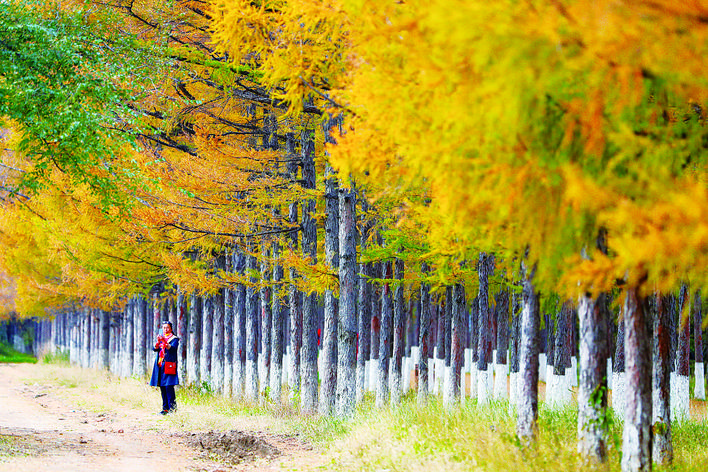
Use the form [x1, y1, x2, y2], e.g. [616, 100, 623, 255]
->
[201, 294, 214, 388]
[391, 258, 405, 406]
[577, 291, 609, 462]
[320, 158, 340, 415]
[447, 282, 465, 407]
[493, 290, 509, 399]
[133, 296, 147, 377]
[176, 291, 188, 383]
[98, 310, 109, 369]
[653, 295, 672, 465]
[356, 258, 372, 403]
[694, 290, 705, 400]
[336, 183, 357, 416]
[246, 251, 260, 402]
[300, 129, 318, 414]
[187, 293, 201, 386]
[477, 253, 494, 404]
[517, 263, 539, 444]
[621, 286, 652, 472]
[223, 275, 234, 398]
[259, 251, 272, 397]
[233, 250, 247, 399]
[673, 284, 690, 422]
[376, 261, 393, 408]
[418, 262, 431, 404]
[271, 241, 285, 403]
[286, 131, 302, 399]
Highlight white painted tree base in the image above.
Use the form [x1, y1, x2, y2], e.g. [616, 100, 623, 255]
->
[612, 371, 626, 419]
[570, 356, 578, 387]
[434, 358, 445, 395]
[493, 362, 508, 399]
[282, 353, 290, 385]
[695, 362, 705, 400]
[670, 373, 690, 422]
[546, 372, 571, 408]
[443, 365, 455, 408]
[607, 358, 613, 390]
[508, 372, 518, 414]
[538, 353, 547, 382]
[428, 358, 436, 393]
[477, 368, 491, 405]
[468, 366, 478, 399]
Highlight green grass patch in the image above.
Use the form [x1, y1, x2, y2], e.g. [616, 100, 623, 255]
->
[41, 350, 70, 365]
[0, 342, 36, 364]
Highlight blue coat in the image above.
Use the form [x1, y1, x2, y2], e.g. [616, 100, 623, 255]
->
[149, 336, 180, 387]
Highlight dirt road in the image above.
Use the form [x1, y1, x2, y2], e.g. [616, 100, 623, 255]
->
[0, 363, 319, 472]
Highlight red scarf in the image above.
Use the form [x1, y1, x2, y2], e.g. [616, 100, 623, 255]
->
[155, 334, 174, 366]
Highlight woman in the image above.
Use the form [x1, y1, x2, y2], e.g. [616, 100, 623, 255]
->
[149, 320, 180, 414]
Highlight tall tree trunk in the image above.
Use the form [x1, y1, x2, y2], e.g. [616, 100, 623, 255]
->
[653, 295, 672, 465]
[286, 131, 302, 399]
[336, 183, 357, 415]
[613, 305, 626, 418]
[376, 261, 393, 408]
[621, 286, 652, 472]
[673, 284, 690, 422]
[300, 129, 318, 414]
[223, 274, 234, 398]
[201, 294, 214, 388]
[233, 250, 247, 399]
[246, 251, 260, 402]
[517, 262, 539, 444]
[417, 263, 431, 404]
[356, 253, 372, 403]
[271, 241, 285, 403]
[477, 253, 494, 404]
[447, 282, 465, 407]
[320, 158, 340, 414]
[259, 250, 272, 397]
[124, 306, 134, 377]
[391, 258, 405, 406]
[694, 290, 705, 400]
[176, 291, 188, 383]
[98, 310, 109, 369]
[187, 293, 201, 386]
[493, 289, 509, 399]
[133, 296, 147, 377]
[577, 290, 609, 462]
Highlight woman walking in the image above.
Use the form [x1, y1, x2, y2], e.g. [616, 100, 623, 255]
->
[150, 320, 180, 414]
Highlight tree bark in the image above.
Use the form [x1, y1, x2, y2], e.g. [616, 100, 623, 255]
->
[517, 262, 539, 444]
[246, 251, 260, 402]
[621, 286, 652, 472]
[694, 290, 705, 400]
[133, 296, 147, 377]
[418, 262, 431, 404]
[223, 274, 234, 398]
[336, 184, 357, 415]
[200, 294, 214, 388]
[320, 158, 340, 415]
[477, 253, 494, 404]
[391, 258, 405, 406]
[187, 293, 201, 386]
[577, 291, 609, 462]
[233, 250, 247, 399]
[259, 250, 272, 397]
[376, 261, 393, 408]
[356, 257, 372, 403]
[300, 128, 318, 414]
[271, 241, 285, 403]
[653, 295, 672, 465]
[447, 282, 465, 406]
[98, 310, 109, 369]
[286, 131, 302, 399]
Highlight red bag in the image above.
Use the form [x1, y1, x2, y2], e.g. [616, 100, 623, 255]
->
[164, 361, 177, 375]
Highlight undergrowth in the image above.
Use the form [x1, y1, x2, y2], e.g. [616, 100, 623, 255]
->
[0, 341, 36, 364]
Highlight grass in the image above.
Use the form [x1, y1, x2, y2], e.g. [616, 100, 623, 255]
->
[0, 341, 37, 364]
[26, 358, 708, 471]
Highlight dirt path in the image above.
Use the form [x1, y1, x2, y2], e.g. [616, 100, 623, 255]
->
[0, 364, 320, 472]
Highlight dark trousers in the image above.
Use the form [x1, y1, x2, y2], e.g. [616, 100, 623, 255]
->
[160, 386, 176, 411]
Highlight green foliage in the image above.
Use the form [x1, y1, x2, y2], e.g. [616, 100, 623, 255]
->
[0, 1, 143, 208]
[0, 341, 36, 363]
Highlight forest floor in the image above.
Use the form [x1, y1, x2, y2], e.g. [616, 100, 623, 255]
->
[0, 363, 325, 472]
[2, 362, 708, 472]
